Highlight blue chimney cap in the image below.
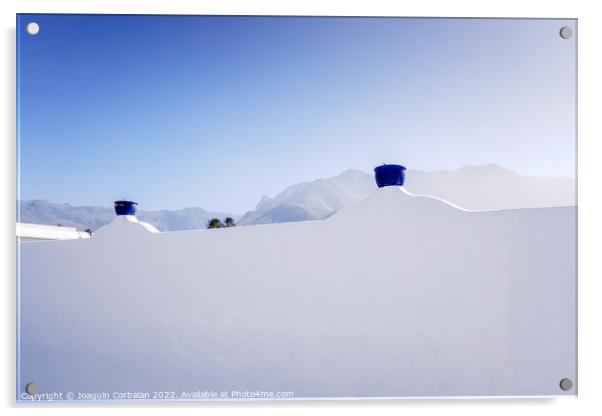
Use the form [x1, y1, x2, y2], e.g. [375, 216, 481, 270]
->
[114, 200, 138, 216]
[374, 164, 406, 188]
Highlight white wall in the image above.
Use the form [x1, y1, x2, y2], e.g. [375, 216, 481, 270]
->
[16, 223, 91, 241]
[17, 187, 576, 400]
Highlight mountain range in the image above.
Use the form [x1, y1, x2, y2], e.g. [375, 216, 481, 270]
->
[17, 201, 238, 232]
[18, 164, 575, 231]
[238, 164, 575, 225]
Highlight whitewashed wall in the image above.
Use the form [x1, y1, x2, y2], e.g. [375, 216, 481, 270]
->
[17, 187, 576, 400]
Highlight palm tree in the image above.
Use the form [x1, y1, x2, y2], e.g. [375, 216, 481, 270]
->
[224, 217, 235, 227]
[207, 218, 223, 229]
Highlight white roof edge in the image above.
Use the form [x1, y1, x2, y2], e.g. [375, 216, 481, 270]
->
[16, 222, 90, 240]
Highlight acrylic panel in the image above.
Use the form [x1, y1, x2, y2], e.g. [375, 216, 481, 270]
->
[16, 14, 577, 402]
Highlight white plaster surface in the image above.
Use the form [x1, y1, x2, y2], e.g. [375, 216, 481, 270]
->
[16, 223, 91, 241]
[17, 187, 576, 399]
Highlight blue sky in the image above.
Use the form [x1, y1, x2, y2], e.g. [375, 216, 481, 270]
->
[17, 15, 576, 213]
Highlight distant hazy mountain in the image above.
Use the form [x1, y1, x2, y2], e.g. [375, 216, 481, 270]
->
[18, 200, 239, 232]
[405, 164, 575, 211]
[238, 169, 374, 225]
[238, 165, 575, 225]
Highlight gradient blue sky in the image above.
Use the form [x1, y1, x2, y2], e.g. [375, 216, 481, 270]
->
[17, 15, 576, 213]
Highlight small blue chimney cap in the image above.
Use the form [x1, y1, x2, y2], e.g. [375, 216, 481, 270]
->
[374, 164, 406, 188]
[114, 200, 138, 216]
